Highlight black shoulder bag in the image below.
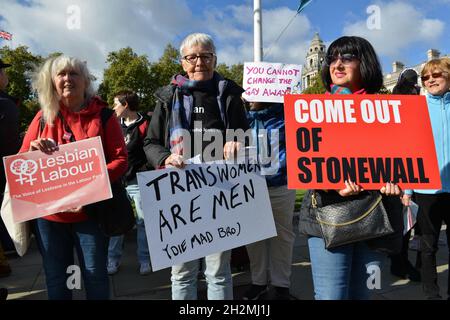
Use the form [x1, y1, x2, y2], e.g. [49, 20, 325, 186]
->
[311, 190, 394, 249]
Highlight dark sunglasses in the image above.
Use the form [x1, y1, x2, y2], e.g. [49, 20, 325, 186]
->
[421, 72, 448, 82]
[325, 53, 359, 66]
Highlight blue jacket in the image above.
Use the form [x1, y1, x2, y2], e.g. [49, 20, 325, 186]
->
[407, 91, 450, 194]
[247, 103, 287, 187]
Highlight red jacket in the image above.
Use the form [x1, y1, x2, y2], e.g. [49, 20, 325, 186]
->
[20, 97, 128, 223]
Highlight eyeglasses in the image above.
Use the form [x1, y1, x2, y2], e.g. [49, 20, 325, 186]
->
[183, 53, 215, 65]
[326, 53, 359, 66]
[421, 72, 448, 83]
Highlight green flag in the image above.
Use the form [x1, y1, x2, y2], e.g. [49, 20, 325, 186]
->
[297, 0, 313, 13]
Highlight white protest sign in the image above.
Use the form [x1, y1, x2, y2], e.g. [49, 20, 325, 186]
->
[242, 62, 302, 103]
[137, 163, 276, 271]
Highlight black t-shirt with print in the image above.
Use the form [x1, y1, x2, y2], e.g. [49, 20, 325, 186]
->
[190, 90, 225, 161]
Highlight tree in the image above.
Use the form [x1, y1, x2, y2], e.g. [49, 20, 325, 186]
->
[216, 63, 244, 86]
[98, 47, 154, 112]
[302, 71, 326, 94]
[151, 44, 183, 91]
[0, 45, 42, 102]
[0, 45, 43, 133]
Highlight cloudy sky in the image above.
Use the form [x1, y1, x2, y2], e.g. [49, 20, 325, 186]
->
[1, 0, 449, 83]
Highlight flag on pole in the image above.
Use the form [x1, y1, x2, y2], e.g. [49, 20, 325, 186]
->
[297, 0, 313, 13]
[0, 30, 13, 41]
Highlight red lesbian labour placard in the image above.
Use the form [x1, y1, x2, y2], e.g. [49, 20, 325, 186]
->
[3, 136, 112, 222]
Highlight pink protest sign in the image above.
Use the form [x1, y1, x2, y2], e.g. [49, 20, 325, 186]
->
[242, 62, 302, 103]
[3, 137, 112, 222]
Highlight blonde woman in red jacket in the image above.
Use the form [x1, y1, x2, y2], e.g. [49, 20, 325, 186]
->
[20, 55, 127, 300]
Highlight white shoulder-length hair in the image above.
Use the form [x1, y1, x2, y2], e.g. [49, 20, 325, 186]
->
[32, 55, 95, 124]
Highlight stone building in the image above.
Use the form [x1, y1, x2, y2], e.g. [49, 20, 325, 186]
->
[301, 32, 326, 91]
[383, 49, 449, 93]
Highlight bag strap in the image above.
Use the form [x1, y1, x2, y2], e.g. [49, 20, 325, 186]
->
[100, 107, 114, 129]
[39, 112, 76, 142]
[312, 191, 318, 208]
[39, 108, 114, 143]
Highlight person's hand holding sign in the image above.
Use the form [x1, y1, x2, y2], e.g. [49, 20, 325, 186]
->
[164, 153, 185, 168]
[380, 182, 402, 196]
[64, 206, 83, 213]
[338, 180, 364, 197]
[29, 138, 58, 155]
[224, 141, 242, 160]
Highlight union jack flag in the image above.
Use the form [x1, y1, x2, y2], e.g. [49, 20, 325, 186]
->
[0, 30, 13, 41]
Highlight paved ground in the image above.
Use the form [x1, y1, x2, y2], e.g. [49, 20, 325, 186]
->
[0, 218, 448, 300]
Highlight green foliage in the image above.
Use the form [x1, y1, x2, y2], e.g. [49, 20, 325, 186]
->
[98, 45, 186, 112]
[295, 189, 306, 212]
[302, 71, 326, 94]
[98, 47, 154, 112]
[0, 46, 44, 134]
[0, 45, 43, 102]
[1, 43, 249, 135]
[19, 100, 40, 135]
[151, 44, 183, 91]
[216, 63, 244, 86]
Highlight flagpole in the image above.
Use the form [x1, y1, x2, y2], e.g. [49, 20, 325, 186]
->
[254, 0, 263, 62]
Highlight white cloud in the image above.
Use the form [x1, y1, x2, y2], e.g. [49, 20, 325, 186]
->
[1, 0, 193, 80]
[0, 0, 314, 85]
[205, 5, 313, 66]
[342, 1, 445, 58]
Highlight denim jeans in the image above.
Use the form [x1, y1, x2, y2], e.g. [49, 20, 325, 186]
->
[171, 250, 233, 300]
[308, 237, 384, 300]
[34, 218, 109, 300]
[108, 181, 150, 265]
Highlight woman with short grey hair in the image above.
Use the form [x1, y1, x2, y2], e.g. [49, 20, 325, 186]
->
[144, 32, 249, 300]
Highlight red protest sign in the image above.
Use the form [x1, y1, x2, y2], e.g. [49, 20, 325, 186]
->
[284, 94, 441, 190]
[3, 137, 112, 222]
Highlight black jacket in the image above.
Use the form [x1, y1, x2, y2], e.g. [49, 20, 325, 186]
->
[299, 189, 403, 255]
[122, 113, 152, 182]
[143, 77, 249, 167]
[0, 91, 20, 193]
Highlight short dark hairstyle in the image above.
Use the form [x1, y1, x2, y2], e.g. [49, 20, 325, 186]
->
[114, 89, 139, 111]
[392, 69, 420, 95]
[321, 36, 383, 94]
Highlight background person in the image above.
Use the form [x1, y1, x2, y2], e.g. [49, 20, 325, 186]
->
[107, 89, 152, 276]
[389, 68, 422, 282]
[143, 32, 248, 300]
[242, 101, 296, 300]
[0, 58, 20, 278]
[20, 55, 127, 300]
[402, 57, 450, 300]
